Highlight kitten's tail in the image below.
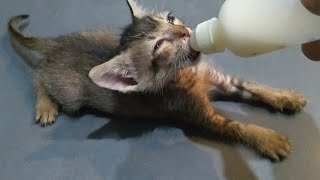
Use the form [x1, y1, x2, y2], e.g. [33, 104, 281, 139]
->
[8, 15, 54, 68]
[8, 15, 48, 52]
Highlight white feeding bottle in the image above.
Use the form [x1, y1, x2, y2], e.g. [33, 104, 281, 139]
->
[189, 0, 320, 57]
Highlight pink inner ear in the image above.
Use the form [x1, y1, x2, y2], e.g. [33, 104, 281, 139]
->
[114, 74, 138, 86]
[102, 73, 138, 86]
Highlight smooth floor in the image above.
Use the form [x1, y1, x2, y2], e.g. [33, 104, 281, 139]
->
[1, 0, 320, 180]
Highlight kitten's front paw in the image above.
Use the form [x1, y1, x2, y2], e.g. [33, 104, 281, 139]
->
[254, 128, 292, 162]
[35, 100, 58, 127]
[269, 89, 307, 112]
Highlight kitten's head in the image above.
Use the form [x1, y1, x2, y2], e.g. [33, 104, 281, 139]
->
[89, 0, 201, 93]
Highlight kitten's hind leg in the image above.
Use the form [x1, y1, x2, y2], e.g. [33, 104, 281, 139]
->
[34, 78, 59, 126]
[205, 65, 307, 112]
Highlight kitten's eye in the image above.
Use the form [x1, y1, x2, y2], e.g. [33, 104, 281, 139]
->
[154, 39, 164, 52]
[167, 12, 175, 25]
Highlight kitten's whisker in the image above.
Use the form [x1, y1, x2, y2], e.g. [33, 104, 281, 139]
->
[154, 1, 159, 14]
[178, 58, 183, 77]
[177, 59, 181, 79]
[174, 59, 179, 82]
[161, 0, 168, 12]
[182, 58, 186, 69]
[166, 68, 173, 84]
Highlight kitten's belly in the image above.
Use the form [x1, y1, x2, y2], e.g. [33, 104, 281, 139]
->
[86, 87, 168, 119]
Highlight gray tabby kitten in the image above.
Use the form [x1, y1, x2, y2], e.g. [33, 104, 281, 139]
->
[8, 0, 307, 162]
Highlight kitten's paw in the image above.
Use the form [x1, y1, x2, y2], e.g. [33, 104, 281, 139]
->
[255, 128, 292, 162]
[35, 100, 59, 127]
[268, 90, 307, 112]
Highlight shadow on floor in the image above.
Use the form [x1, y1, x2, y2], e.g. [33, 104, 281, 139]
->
[86, 113, 259, 180]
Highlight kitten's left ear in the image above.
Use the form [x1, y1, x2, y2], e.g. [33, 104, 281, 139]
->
[127, 0, 145, 22]
[89, 53, 139, 93]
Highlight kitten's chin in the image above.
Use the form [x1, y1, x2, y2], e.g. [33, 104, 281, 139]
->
[188, 48, 201, 63]
[185, 38, 201, 62]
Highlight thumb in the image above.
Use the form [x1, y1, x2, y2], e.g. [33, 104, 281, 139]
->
[301, 0, 320, 15]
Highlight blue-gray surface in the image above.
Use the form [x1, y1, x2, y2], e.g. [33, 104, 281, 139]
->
[1, 0, 320, 180]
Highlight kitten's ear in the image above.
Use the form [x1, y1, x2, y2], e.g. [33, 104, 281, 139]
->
[126, 0, 145, 22]
[89, 53, 138, 93]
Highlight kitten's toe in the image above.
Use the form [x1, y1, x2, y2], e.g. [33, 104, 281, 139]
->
[286, 90, 307, 111]
[255, 128, 292, 162]
[277, 90, 307, 112]
[35, 101, 58, 127]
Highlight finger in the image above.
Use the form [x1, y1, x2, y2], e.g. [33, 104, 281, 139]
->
[302, 40, 320, 61]
[301, 0, 320, 15]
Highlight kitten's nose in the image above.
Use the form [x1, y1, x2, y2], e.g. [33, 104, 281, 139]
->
[172, 25, 190, 39]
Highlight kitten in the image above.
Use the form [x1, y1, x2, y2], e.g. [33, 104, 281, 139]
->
[8, 0, 306, 162]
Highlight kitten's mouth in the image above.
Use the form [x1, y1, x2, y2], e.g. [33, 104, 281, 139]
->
[182, 37, 200, 62]
[188, 47, 201, 62]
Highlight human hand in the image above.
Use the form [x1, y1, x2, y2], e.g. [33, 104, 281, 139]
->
[301, 0, 320, 61]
